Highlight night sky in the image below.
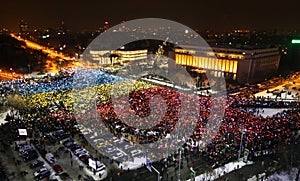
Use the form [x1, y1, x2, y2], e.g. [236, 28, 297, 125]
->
[1, 0, 300, 32]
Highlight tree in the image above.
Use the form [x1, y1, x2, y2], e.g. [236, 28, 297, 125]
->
[6, 94, 29, 110]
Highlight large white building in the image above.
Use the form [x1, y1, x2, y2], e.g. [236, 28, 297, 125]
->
[172, 45, 280, 84]
[89, 49, 148, 66]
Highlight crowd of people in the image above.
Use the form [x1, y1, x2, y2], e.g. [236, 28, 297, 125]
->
[228, 95, 298, 108]
[90, 86, 300, 167]
[0, 68, 127, 96]
[1, 68, 300, 172]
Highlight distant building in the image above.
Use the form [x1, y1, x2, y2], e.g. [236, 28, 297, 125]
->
[0, 27, 8, 35]
[98, 21, 110, 32]
[286, 39, 300, 71]
[104, 21, 109, 31]
[58, 20, 66, 35]
[19, 21, 29, 36]
[172, 45, 280, 84]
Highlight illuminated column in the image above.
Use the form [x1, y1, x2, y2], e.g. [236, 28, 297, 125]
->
[182, 55, 186, 65]
[229, 61, 233, 73]
[222, 59, 226, 71]
[226, 60, 230, 72]
[189, 55, 192, 66]
[192, 56, 194, 66]
[175, 54, 179, 64]
[206, 58, 209, 69]
[186, 55, 189, 66]
[212, 58, 215, 70]
[201, 57, 204, 69]
[217, 59, 221, 71]
[185, 55, 189, 65]
[233, 61, 237, 73]
[196, 57, 200, 68]
[193, 56, 196, 67]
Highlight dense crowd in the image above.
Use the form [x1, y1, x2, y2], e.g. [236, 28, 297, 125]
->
[228, 95, 298, 108]
[90, 87, 300, 167]
[1, 69, 300, 171]
[0, 68, 127, 96]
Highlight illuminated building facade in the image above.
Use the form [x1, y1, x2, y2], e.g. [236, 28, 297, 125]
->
[89, 49, 148, 66]
[173, 45, 280, 84]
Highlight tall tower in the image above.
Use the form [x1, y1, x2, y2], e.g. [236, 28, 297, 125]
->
[19, 20, 29, 36]
[104, 21, 109, 31]
[58, 20, 66, 34]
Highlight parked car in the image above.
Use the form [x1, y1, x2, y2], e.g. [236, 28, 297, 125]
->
[70, 144, 81, 152]
[63, 140, 74, 148]
[55, 130, 69, 140]
[131, 149, 143, 157]
[79, 154, 91, 165]
[29, 160, 44, 169]
[53, 164, 63, 174]
[34, 167, 51, 180]
[74, 149, 89, 156]
[22, 149, 39, 162]
[45, 153, 55, 163]
[58, 133, 69, 140]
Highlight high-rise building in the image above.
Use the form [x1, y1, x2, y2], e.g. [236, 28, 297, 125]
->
[58, 20, 66, 35]
[19, 20, 29, 36]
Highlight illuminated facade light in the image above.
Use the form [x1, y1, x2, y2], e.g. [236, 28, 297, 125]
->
[174, 46, 280, 84]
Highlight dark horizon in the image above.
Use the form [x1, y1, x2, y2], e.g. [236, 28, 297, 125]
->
[1, 0, 300, 32]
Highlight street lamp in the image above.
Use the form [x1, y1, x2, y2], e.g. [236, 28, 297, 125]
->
[238, 126, 246, 160]
[151, 164, 161, 181]
[190, 167, 196, 181]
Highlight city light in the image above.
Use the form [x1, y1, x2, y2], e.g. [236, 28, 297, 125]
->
[1, 9, 300, 181]
[292, 39, 300, 44]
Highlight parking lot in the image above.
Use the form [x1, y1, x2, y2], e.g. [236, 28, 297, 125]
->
[0, 128, 117, 181]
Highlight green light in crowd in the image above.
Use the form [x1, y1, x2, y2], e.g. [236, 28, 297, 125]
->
[292, 39, 300, 44]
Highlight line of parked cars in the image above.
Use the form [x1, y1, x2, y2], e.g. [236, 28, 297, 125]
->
[63, 140, 90, 164]
[27, 129, 72, 181]
[15, 142, 39, 162]
[63, 139, 106, 173]
[78, 124, 145, 164]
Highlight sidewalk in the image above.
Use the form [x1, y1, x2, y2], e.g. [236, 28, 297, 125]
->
[215, 143, 300, 181]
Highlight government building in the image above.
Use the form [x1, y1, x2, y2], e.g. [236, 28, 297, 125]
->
[88, 49, 148, 66]
[172, 45, 280, 84]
